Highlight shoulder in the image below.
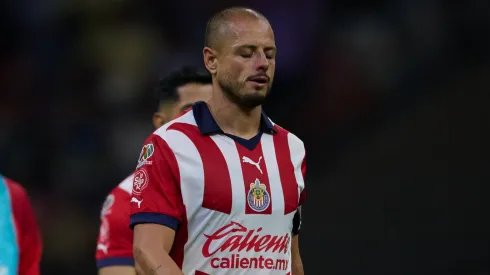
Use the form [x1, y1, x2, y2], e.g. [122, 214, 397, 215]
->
[153, 109, 197, 141]
[1, 176, 39, 235]
[140, 109, 199, 156]
[101, 174, 134, 220]
[116, 173, 134, 195]
[272, 123, 305, 150]
[2, 176, 30, 210]
[3, 176, 27, 199]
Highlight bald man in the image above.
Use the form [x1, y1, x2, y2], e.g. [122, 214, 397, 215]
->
[131, 7, 306, 275]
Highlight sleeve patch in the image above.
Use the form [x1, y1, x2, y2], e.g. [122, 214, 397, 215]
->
[137, 143, 155, 168]
[132, 169, 150, 196]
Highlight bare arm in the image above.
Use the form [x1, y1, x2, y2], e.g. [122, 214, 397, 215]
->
[291, 235, 304, 275]
[133, 224, 184, 275]
[99, 266, 136, 275]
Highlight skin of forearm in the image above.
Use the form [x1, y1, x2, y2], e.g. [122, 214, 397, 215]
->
[133, 245, 183, 275]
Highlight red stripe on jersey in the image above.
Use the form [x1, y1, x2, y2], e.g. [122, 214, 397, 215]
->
[195, 271, 210, 275]
[170, 209, 188, 268]
[159, 137, 182, 189]
[168, 123, 232, 214]
[156, 136, 189, 267]
[301, 155, 306, 178]
[236, 141, 272, 215]
[300, 157, 306, 206]
[273, 127, 299, 215]
[299, 190, 306, 206]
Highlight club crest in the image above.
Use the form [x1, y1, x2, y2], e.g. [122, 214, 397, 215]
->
[132, 169, 149, 195]
[247, 179, 270, 212]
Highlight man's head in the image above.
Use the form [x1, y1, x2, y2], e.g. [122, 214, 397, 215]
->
[203, 7, 276, 110]
[153, 66, 213, 128]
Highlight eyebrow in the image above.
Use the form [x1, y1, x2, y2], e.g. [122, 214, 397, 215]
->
[237, 44, 276, 51]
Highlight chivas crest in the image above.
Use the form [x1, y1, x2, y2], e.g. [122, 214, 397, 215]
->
[247, 179, 270, 212]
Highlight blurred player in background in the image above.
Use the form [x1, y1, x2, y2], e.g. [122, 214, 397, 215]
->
[131, 7, 305, 275]
[95, 66, 213, 275]
[0, 174, 42, 275]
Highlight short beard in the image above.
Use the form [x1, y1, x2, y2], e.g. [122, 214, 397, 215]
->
[218, 77, 269, 110]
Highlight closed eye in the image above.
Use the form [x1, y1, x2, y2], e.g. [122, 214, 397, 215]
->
[240, 52, 253, 58]
[265, 49, 276, 59]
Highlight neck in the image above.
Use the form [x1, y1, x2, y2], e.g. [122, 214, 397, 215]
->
[207, 84, 262, 139]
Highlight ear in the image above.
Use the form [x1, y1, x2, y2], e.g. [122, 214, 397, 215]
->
[152, 112, 167, 129]
[203, 47, 218, 75]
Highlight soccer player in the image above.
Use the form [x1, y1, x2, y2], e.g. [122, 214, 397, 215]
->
[130, 7, 306, 275]
[95, 67, 213, 275]
[0, 175, 42, 275]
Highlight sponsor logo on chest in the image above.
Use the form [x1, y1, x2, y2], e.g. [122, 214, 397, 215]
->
[200, 221, 291, 271]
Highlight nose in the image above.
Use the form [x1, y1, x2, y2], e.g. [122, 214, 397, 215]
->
[254, 52, 269, 72]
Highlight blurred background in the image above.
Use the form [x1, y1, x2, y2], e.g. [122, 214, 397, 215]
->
[1, 0, 489, 274]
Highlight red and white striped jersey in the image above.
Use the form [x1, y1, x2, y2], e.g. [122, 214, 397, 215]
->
[130, 101, 306, 275]
[95, 174, 135, 268]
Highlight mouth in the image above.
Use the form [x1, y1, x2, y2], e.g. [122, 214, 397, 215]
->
[247, 75, 269, 85]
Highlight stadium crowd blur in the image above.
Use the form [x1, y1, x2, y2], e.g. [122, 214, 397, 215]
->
[1, 0, 489, 274]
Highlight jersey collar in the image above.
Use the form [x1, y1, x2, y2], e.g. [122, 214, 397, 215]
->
[192, 101, 276, 135]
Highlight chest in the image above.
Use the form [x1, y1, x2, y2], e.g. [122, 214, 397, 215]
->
[172, 134, 302, 218]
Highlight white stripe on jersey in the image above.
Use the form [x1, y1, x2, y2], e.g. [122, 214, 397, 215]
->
[261, 134, 286, 214]
[287, 133, 306, 198]
[118, 174, 134, 195]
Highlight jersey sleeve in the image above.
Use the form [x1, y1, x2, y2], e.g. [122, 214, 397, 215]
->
[96, 188, 134, 269]
[299, 155, 306, 206]
[7, 179, 42, 275]
[129, 134, 185, 231]
[292, 151, 306, 235]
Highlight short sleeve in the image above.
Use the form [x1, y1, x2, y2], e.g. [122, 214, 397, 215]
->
[96, 187, 134, 268]
[299, 153, 306, 206]
[129, 134, 184, 231]
[7, 179, 42, 275]
[292, 151, 306, 235]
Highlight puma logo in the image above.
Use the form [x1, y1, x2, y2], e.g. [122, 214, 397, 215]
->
[130, 197, 143, 208]
[242, 156, 263, 174]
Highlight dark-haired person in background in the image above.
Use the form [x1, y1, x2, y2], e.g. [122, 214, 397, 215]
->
[95, 66, 213, 275]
